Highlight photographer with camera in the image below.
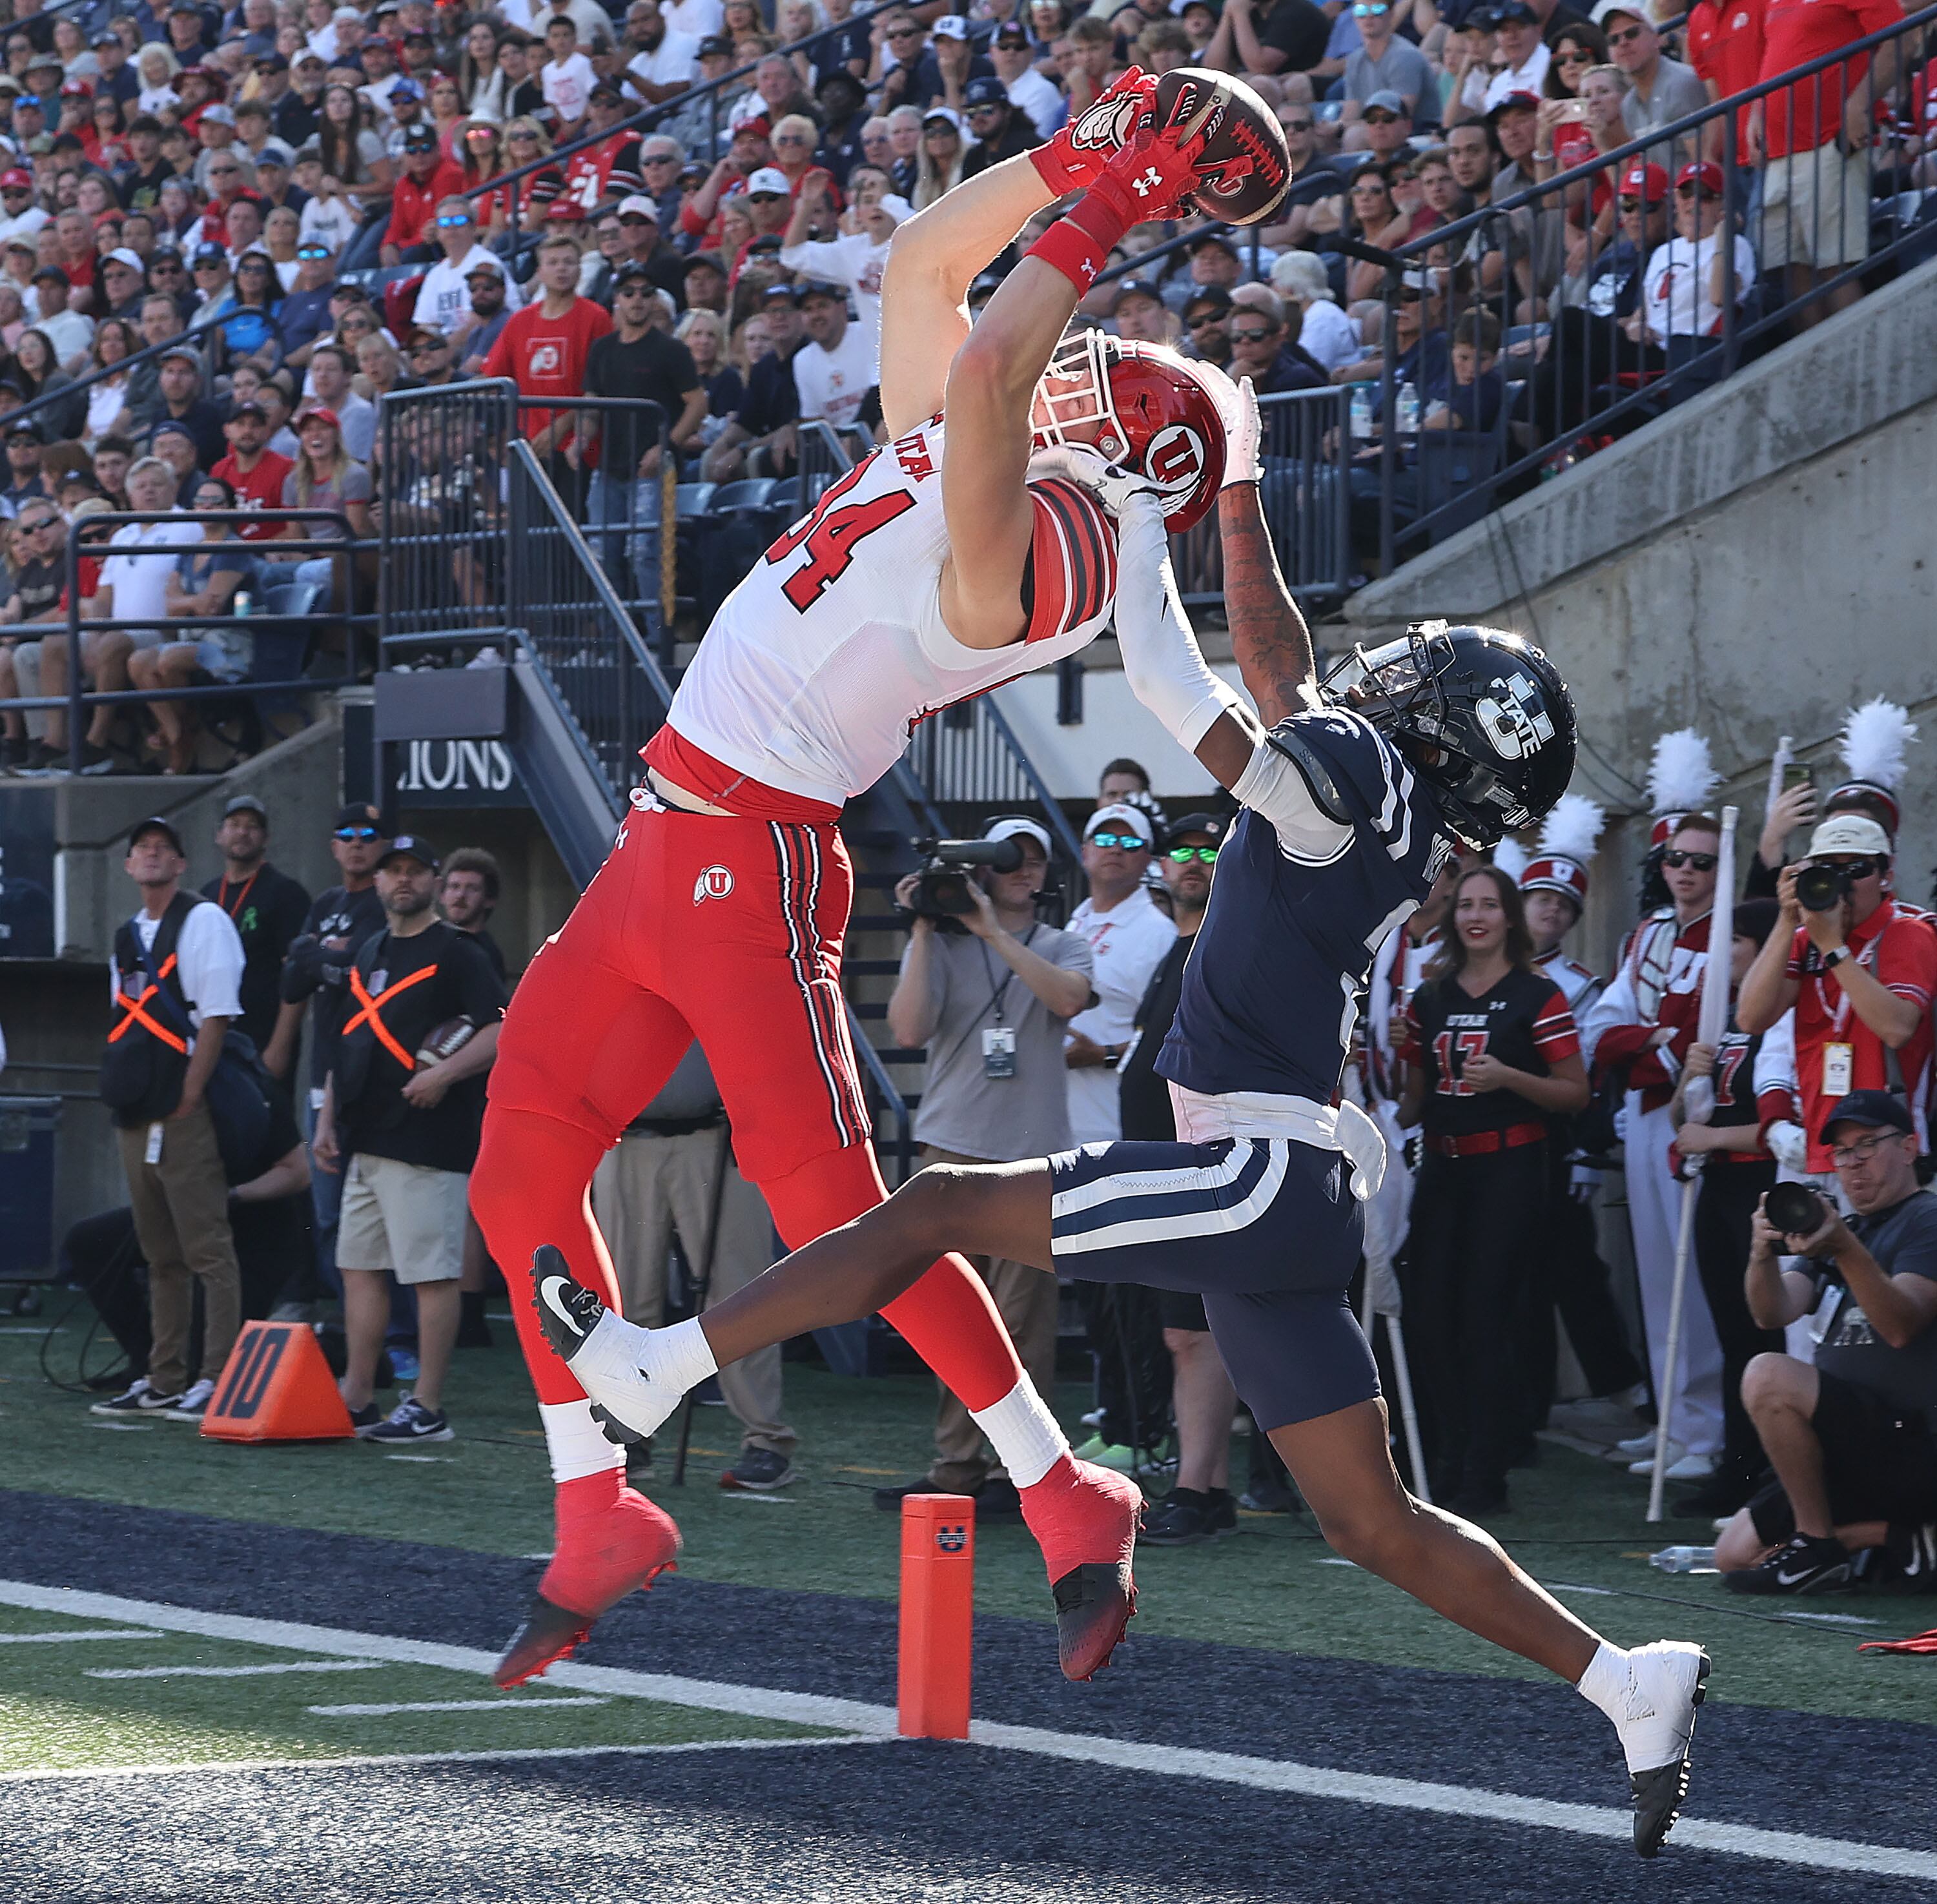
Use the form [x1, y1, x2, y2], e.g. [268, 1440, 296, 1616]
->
[1737, 815, 1937, 1181]
[874, 817, 1095, 1517]
[1715, 1092, 1937, 1593]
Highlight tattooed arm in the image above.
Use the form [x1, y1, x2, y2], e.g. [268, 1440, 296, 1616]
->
[1220, 480, 1317, 728]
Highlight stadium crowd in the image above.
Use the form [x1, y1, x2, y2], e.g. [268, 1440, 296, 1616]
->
[0, 0, 1929, 770]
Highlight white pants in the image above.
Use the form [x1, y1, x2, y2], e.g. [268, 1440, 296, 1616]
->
[1623, 1096, 1725, 1459]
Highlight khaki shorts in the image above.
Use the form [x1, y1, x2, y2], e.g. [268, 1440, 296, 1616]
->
[1759, 138, 1872, 267]
[338, 1152, 468, 1283]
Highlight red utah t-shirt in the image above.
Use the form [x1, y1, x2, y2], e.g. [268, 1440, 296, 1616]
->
[482, 295, 613, 451]
[1686, 0, 1765, 150]
[1757, 0, 1901, 157]
[212, 449, 296, 540]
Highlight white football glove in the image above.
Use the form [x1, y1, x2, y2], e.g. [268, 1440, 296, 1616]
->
[1222, 372, 1262, 489]
[1025, 442, 1163, 517]
[1765, 1120, 1809, 1174]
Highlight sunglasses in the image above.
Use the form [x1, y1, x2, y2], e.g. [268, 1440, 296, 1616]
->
[1166, 845, 1218, 864]
[1187, 311, 1225, 327]
[435, 212, 471, 225]
[411, 336, 449, 351]
[296, 245, 329, 258]
[887, 24, 922, 36]
[1555, 47, 1592, 61]
[334, 825, 381, 841]
[1351, 2, 1388, 13]
[1086, 832, 1145, 850]
[1606, 23, 1645, 41]
[1676, 181, 1717, 197]
[1661, 849, 1717, 870]
[1231, 324, 1277, 342]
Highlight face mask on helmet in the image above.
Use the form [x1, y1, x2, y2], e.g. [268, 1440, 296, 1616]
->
[1322, 622, 1577, 851]
[1030, 329, 1227, 531]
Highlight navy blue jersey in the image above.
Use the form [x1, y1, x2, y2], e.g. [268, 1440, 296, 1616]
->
[1158, 707, 1451, 1103]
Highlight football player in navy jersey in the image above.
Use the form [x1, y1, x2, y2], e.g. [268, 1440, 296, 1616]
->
[536, 385, 1712, 1858]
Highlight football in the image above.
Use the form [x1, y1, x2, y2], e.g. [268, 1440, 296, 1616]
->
[415, 1015, 477, 1067]
[1151, 68, 1293, 227]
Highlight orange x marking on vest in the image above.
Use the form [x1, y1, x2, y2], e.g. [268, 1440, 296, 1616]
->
[343, 963, 438, 1071]
[108, 951, 189, 1054]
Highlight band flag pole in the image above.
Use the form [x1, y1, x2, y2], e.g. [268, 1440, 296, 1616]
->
[897, 1493, 976, 1739]
[1648, 804, 1737, 1522]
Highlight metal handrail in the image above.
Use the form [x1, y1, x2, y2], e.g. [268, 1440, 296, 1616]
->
[983, 699, 1086, 866]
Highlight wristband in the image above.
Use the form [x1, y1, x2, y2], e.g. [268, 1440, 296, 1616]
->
[1025, 213, 1114, 293]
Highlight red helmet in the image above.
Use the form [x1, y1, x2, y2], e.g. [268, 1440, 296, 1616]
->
[1032, 331, 1227, 531]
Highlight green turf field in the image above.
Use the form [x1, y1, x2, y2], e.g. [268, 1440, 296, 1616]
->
[4, 1313, 1933, 1730]
[0, 1601, 830, 1776]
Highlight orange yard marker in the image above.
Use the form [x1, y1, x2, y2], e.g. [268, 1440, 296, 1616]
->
[897, 1493, 975, 1739]
[201, 1323, 354, 1442]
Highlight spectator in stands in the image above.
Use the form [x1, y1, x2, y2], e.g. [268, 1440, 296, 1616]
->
[1205, 0, 1329, 79]
[1121, 813, 1240, 1546]
[316, 83, 392, 212]
[1229, 283, 1326, 391]
[0, 416, 48, 515]
[379, 125, 464, 266]
[1342, 3, 1433, 127]
[130, 473, 256, 773]
[1065, 803, 1176, 1147]
[961, 73, 1037, 175]
[1749, 0, 1899, 329]
[413, 199, 517, 338]
[701, 278, 802, 481]
[989, 20, 1062, 139]
[1593, 0, 1704, 168]
[277, 238, 338, 370]
[778, 174, 897, 370]
[623, 0, 702, 105]
[540, 14, 597, 140]
[453, 257, 515, 378]
[1180, 283, 1233, 362]
[482, 229, 611, 510]
[1641, 160, 1755, 372]
[0, 497, 80, 771]
[201, 795, 311, 1057]
[1448, 0, 1549, 123]
[1272, 249, 1360, 372]
[278, 404, 371, 609]
[792, 280, 874, 434]
[96, 251, 147, 324]
[314, 834, 506, 1446]
[304, 343, 374, 462]
[876, 815, 1092, 1516]
[91, 814, 245, 1422]
[1719, 1092, 1937, 1593]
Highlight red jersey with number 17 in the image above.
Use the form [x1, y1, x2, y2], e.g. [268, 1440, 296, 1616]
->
[643, 415, 1120, 821]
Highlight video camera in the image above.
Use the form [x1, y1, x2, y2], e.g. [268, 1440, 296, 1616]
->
[905, 836, 1025, 921]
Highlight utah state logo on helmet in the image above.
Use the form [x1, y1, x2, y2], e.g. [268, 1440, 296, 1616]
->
[1031, 331, 1228, 530]
[1320, 622, 1577, 848]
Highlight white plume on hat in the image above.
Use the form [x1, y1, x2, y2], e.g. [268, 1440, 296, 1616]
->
[1537, 791, 1606, 866]
[1491, 837, 1530, 883]
[1839, 698, 1917, 793]
[1646, 728, 1718, 819]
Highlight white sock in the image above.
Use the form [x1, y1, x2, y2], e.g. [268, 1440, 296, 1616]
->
[538, 1400, 626, 1484]
[644, 1315, 719, 1394]
[970, 1379, 1069, 1489]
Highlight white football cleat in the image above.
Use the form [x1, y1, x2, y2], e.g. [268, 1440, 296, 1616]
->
[1605, 1640, 1712, 1858]
[532, 1245, 684, 1446]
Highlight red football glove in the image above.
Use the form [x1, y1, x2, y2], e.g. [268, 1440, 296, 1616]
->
[1027, 121, 1213, 293]
[1029, 67, 1156, 196]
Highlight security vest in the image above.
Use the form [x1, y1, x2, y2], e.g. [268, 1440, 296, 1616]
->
[99, 891, 203, 1125]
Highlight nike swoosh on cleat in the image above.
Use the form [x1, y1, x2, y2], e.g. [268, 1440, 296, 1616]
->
[538, 1276, 586, 1340]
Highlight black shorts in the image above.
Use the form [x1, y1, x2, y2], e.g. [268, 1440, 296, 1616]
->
[1747, 1367, 1937, 1545]
[1048, 1136, 1375, 1431]
[1158, 1289, 1209, 1332]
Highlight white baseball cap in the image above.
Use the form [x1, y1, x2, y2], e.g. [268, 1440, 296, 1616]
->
[745, 166, 791, 196]
[1807, 814, 1891, 858]
[985, 815, 1052, 856]
[933, 13, 971, 36]
[616, 193, 659, 221]
[1085, 803, 1155, 848]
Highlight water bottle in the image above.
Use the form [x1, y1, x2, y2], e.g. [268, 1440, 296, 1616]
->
[232, 588, 252, 620]
[1395, 382, 1420, 439]
[1647, 1546, 1716, 1574]
[1349, 385, 1373, 442]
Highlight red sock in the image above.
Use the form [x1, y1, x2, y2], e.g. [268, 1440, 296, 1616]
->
[471, 1105, 620, 1408]
[759, 1145, 1025, 1412]
[541, 1466, 679, 1618]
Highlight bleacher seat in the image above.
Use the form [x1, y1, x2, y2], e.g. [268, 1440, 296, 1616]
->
[675, 481, 716, 522]
[708, 478, 781, 513]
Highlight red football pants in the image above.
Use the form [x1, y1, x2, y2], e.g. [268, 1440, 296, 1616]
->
[473, 803, 1025, 1413]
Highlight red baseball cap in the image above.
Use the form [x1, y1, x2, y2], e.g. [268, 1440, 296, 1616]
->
[1618, 162, 1668, 201]
[0, 169, 32, 189]
[1676, 159, 1725, 196]
[300, 405, 340, 431]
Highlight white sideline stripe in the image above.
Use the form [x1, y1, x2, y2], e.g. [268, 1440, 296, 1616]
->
[0, 1629, 162, 1644]
[87, 1661, 389, 1681]
[3, 1581, 1934, 1880]
[309, 1698, 610, 1717]
[0, 1737, 880, 1786]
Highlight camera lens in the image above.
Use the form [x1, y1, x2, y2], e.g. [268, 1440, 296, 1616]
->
[1793, 864, 1845, 912]
[1765, 1180, 1823, 1238]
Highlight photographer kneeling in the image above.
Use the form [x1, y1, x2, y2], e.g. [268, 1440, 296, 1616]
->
[1717, 1092, 1937, 1594]
[872, 819, 1095, 1519]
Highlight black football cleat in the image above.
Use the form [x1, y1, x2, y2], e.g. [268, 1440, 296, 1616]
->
[495, 1594, 597, 1690]
[1052, 1562, 1137, 1683]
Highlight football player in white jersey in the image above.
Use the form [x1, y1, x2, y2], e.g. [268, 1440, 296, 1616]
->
[476, 68, 1242, 1690]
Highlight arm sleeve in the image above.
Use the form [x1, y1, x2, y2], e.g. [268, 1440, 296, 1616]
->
[1531, 985, 1582, 1063]
[1230, 741, 1355, 863]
